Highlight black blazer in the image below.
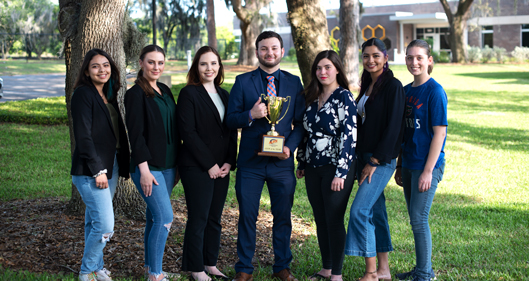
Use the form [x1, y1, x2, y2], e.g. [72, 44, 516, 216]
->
[70, 85, 130, 178]
[176, 84, 237, 171]
[124, 83, 177, 168]
[357, 75, 406, 164]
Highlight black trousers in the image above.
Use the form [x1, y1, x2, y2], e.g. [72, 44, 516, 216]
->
[305, 161, 356, 275]
[180, 166, 230, 272]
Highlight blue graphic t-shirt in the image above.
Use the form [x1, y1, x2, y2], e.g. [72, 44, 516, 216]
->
[402, 78, 448, 170]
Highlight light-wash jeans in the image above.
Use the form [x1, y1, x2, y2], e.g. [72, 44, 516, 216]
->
[72, 155, 119, 274]
[345, 153, 394, 257]
[401, 160, 445, 279]
[131, 166, 175, 277]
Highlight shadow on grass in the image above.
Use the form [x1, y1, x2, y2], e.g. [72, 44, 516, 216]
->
[455, 72, 529, 85]
[447, 89, 529, 114]
[448, 119, 529, 151]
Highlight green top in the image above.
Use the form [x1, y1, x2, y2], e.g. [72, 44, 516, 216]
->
[105, 103, 120, 149]
[149, 84, 178, 171]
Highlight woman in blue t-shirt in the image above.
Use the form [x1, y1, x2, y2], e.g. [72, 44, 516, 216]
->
[394, 39, 448, 281]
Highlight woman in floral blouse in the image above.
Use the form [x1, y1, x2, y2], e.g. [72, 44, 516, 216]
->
[296, 50, 357, 281]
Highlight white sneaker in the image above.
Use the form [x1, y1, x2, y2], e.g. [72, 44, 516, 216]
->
[95, 268, 112, 281]
[79, 273, 97, 281]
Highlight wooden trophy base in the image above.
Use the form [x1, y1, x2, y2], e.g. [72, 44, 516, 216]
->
[258, 135, 286, 158]
[257, 151, 288, 158]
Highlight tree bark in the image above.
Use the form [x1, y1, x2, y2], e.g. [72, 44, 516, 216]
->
[339, 0, 360, 91]
[59, 0, 146, 218]
[439, 0, 474, 63]
[286, 0, 331, 86]
[207, 0, 217, 49]
[231, 0, 271, 65]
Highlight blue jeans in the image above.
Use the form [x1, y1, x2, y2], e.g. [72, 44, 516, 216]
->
[402, 160, 445, 279]
[72, 155, 119, 274]
[131, 167, 176, 276]
[345, 153, 394, 257]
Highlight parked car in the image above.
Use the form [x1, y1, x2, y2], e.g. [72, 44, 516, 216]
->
[0, 77, 3, 98]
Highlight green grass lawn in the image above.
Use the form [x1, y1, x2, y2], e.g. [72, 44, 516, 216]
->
[0, 63, 528, 280]
[0, 59, 66, 76]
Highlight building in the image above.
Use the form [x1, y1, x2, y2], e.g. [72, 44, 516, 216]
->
[233, 0, 529, 62]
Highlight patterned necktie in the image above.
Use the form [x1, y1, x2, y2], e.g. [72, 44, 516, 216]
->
[266, 76, 277, 97]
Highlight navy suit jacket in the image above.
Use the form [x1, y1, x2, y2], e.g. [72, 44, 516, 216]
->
[226, 68, 305, 168]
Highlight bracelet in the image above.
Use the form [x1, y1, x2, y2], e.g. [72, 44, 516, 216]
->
[93, 169, 107, 178]
[249, 111, 254, 122]
[367, 161, 378, 167]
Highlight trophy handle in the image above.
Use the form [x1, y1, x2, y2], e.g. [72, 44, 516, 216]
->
[260, 93, 272, 123]
[276, 96, 291, 124]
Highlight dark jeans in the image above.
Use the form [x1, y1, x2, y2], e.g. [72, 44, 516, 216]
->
[180, 166, 230, 272]
[305, 162, 356, 275]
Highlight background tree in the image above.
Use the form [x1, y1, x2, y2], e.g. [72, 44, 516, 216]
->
[286, 0, 331, 85]
[339, 0, 360, 91]
[206, 0, 217, 49]
[439, 0, 474, 63]
[0, 0, 57, 60]
[58, 0, 147, 219]
[226, 0, 273, 65]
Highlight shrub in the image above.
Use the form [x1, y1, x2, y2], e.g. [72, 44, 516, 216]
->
[287, 47, 297, 62]
[493, 46, 507, 63]
[467, 45, 482, 63]
[0, 97, 68, 125]
[511, 46, 529, 62]
[439, 50, 451, 63]
[432, 51, 440, 63]
[481, 45, 494, 63]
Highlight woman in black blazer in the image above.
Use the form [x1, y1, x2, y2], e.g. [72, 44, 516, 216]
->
[124, 45, 178, 281]
[344, 38, 405, 281]
[177, 46, 237, 281]
[71, 48, 129, 281]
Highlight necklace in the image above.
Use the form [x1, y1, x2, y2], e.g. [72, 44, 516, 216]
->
[318, 86, 339, 110]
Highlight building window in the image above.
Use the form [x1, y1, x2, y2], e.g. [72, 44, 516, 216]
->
[522, 24, 529, 47]
[440, 27, 450, 49]
[482, 26, 493, 48]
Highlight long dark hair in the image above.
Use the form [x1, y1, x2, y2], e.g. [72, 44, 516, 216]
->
[304, 50, 349, 107]
[406, 39, 434, 74]
[357, 38, 393, 103]
[186, 46, 224, 87]
[135, 45, 165, 98]
[73, 48, 121, 103]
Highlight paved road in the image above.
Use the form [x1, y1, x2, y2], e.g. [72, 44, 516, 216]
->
[0, 74, 66, 103]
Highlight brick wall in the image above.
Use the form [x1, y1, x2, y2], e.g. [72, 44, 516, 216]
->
[494, 24, 522, 51]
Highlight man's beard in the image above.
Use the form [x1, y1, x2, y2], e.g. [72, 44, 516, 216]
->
[258, 55, 281, 68]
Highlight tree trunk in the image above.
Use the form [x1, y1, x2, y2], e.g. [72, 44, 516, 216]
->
[339, 0, 360, 91]
[59, 0, 146, 218]
[231, 0, 271, 66]
[449, 16, 467, 63]
[236, 19, 258, 66]
[439, 0, 474, 63]
[207, 0, 217, 49]
[286, 0, 331, 86]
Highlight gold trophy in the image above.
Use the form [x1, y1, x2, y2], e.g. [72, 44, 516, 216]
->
[258, 94, 291, 157]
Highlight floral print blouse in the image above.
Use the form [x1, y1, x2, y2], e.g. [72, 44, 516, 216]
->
[297, 87, 357, 179]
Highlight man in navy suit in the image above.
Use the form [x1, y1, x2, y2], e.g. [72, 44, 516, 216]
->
[226, 31, 305, 281]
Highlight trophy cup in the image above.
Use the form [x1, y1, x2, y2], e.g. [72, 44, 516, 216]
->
[258, 94, 291, 157]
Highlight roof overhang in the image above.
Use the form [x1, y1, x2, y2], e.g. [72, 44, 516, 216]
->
[389, 12, 448, 24]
